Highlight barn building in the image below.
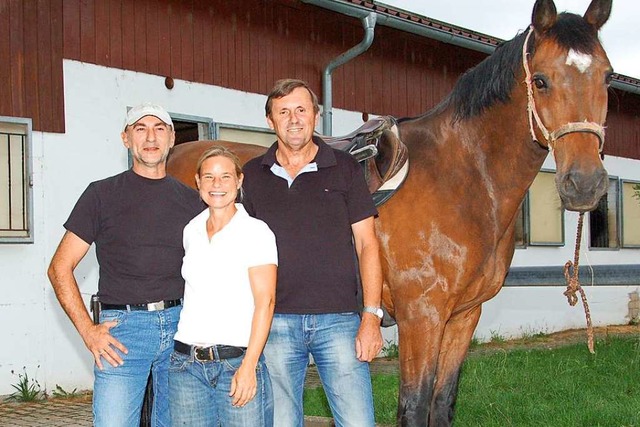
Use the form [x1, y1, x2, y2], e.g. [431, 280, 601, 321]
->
[0, 0, 638, 394]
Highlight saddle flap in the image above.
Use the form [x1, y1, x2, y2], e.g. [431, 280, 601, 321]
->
[320, 117, 389, 150]
[319, 116, 409, 206]
[364, 127, 409, 198]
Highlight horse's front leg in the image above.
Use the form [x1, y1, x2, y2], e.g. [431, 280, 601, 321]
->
[430, 305, 482, 426]
[395, 304, 445, 427]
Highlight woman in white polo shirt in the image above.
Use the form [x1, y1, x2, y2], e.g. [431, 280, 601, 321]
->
[169, 146, 277, 427]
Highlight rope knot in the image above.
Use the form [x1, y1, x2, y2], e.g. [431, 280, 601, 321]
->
[563, 260, 580, 306]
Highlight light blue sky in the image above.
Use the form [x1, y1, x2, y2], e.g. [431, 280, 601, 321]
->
[383, 0, 638, 79]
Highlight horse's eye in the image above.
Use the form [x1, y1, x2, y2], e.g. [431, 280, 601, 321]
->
[533, 76, 547, 90]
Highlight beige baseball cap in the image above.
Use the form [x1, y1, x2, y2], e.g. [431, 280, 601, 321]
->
[123, 102, 173, 131]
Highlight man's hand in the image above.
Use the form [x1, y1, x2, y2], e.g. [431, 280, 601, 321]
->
[82, 322, 128, 370]
[48, 231, 129, 369]
[355, 314, 383, 362]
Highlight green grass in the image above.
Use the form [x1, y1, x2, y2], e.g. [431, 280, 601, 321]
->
[303, 336, 640, 426]
[51, 384, 80, 399]
[381, 339, 399, 359]
[5, 367, 42, 402]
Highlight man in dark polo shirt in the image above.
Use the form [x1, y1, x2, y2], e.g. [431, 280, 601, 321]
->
[242, 79, 384, 427]
[47, 103, 203, 426]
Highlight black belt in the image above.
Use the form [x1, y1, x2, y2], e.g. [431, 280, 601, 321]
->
[174, 340, 246, 361]
[101, 299, 182, 311]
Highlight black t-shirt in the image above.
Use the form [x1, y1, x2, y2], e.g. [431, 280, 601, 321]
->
[64, 170, 203, 304]
[242, 137, 377, 314]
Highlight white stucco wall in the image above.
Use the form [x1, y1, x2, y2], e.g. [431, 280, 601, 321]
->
[0, 60, 637, 395]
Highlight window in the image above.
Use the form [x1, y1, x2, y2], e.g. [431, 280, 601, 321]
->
[171, 113, 214, 146]
[0, 117, 33, 243]
[215, 124, 275, 147]
[528, 171, 564, 245]
[589, 177, 619, 249]
[514, 197, 528, 248]
[514, 170, 565, 247]
[621, 180, 640, 248]
[126, 110, 214, 168]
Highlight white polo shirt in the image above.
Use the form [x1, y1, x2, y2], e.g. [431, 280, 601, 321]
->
[175, 204, 278, 347]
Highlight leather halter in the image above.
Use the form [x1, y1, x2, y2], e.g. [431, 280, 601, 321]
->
[522, 26, 605, 153]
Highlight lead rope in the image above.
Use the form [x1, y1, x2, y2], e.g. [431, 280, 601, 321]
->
[562, 213, 595, 353]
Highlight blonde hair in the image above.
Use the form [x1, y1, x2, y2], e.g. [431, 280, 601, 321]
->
[196, 145, 243, 177]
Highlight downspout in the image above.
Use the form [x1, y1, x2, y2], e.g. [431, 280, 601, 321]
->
[322, 12, 376, 136]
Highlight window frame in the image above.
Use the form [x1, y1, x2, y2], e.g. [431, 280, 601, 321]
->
[514, 194, 529, 249]
[125, 110, 215, 168]
[620, 179, 640, 248]
[0, 116, 34, 244]
[525, 168, 566, 247]
[588, 175, 621, 251]
[214, 122, 275, 147]
[515, 168, 565, 248]
[171, 112, 215, 142]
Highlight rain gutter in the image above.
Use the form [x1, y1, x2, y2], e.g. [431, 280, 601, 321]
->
[302, 0, 496, 55]
[611, 79, 640, 95]
[302, 0, 640, 96]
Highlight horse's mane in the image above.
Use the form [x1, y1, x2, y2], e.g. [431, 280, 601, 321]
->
[437, 13, 602, 122]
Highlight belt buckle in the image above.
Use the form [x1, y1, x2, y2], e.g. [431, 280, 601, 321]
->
[194, 346, 214, 362]
[147, 300, 165, 311]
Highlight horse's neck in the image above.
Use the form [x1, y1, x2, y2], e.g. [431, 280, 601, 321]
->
[401, 102, 547, 229]
[469, 103, 548, 199]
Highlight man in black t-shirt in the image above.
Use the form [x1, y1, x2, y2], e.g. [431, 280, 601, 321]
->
[242, 79, 384, 427]
[48, 103, 202, 426]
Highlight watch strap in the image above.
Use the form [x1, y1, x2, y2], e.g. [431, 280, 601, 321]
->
[362, 306, 383, 319]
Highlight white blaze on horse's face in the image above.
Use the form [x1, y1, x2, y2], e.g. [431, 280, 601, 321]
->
[565, 49, 593, 73]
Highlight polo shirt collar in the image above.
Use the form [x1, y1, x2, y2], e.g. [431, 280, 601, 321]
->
[260, 136, 337, 169]
[194, 204, 249, 237]
[225, 204, 249, 232]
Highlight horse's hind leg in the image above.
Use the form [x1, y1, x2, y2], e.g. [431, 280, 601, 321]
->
[430, 305, 482, 426]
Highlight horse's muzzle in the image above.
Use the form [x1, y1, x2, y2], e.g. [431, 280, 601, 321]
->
[556, 167, 608, 212]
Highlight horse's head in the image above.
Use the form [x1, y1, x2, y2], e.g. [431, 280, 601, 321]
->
[526, 0, 612, 212]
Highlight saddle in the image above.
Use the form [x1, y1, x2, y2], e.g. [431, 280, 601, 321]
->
[319, 116, 409, 206]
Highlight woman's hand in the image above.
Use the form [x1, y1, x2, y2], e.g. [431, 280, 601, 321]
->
[229, 362, 257, 407]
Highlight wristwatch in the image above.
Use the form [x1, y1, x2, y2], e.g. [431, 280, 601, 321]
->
[362, 306, 384, 319]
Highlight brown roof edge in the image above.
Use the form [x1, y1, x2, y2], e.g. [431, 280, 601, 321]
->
[347, 0, 503, 46]
[342, 0, 640, 90]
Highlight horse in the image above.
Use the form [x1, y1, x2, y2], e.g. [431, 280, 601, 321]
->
[166, 0, 613, 424]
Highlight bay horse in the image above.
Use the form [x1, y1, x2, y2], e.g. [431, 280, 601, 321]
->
[166, 0, 613, 424]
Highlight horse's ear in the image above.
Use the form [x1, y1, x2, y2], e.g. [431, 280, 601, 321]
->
[583, 0, 612, 30]
[531, 0, 558, 32]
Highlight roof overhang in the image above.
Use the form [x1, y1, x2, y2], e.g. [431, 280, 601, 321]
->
[302, 0, 640, 95]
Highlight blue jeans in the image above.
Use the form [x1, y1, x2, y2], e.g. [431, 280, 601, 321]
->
[263, 313, 375, 427]
[93, 306, 180, 427]
[168, 349, 274, 426]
